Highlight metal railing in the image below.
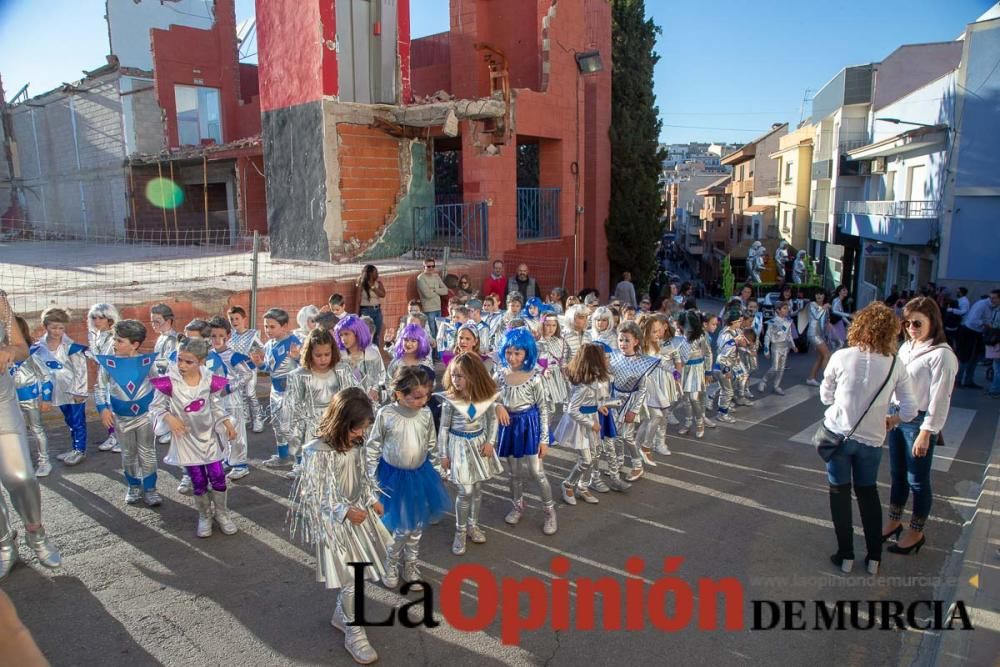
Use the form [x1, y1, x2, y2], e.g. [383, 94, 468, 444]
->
[411, 201, 489, 259]
[517, 187, 561, 240]
[842, 200, 938, 218]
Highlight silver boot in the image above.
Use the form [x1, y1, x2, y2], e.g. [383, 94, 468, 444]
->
[0, 530, 18, 581]
[542, 504, 558, 535]
[467, 524, 487, 544]
[194, 494, 213, 538]
[402, 561, 423, 591]
[451, 528, 467, 556]
[344, 624, 378, 665]
[25, 527, 62, 568]
[504, 499, 525, 525]
[177, 474, 193, 496]
[212, 490, 238, 535]
[125, 485, 143, 505]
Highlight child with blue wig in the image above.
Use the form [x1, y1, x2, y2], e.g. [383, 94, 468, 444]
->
[495, 327, 557, 535]
[334, 315, 386, 405]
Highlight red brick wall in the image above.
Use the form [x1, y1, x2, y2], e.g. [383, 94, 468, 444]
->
[238, 155, 268, 234]
[337, 124, 403, 245]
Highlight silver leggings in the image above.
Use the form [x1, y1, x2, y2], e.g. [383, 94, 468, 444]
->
[507, 455, 553, 506]
[762, 345, 790, 388]
[18, 401, 49, 462]
[338, 582, 357, 622]
[455, 482, 483, 529]
[0, 431, 43, 536]
[684, 391, 706, 425]
[565, 443, 595, 489]
[385, 528, 422, 566]
[717, 373, 735, 413]
[120, 421, 157, 485]
[638, 407, 670, 448]
[614, 421, 642, 472]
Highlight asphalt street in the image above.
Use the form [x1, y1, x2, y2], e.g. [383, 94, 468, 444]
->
[3, 351, 997, 666]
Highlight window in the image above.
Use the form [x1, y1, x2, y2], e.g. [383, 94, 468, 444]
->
[175, 85, 222, 146]
[785, 161, 794, 183]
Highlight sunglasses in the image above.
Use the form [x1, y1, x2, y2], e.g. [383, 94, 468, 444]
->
[424, 263, 435, 268]
[902, 320, 924, 329]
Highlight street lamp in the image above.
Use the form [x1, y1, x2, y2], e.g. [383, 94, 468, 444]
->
[875, 117, 937, 128]
[575, 50, 604, 74]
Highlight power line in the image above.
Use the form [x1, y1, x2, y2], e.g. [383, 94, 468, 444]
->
[662, 123, 775, 132]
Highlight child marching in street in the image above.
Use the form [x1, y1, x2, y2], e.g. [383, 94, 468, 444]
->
[554, 343, 612, 506]
[365, 366, 450, 590]
[150, 338, 239, 538]
[607, 322, 660, 482]
[227, 306, 265, 433]
[758, 301, 796, 395]
[438, 351, 503, 556]
[714, 310, 744, 424]
[537, 313, 570, 424]
[678, 311, 715, 439]
[205, 317, 256, 481]
[290, 388, 390, 665]
[334, 315, 386, 406]
[255, 308, 301, 470]
[495, 327, 557, 535]
[35, 308, 89, 466]
[637, 313, 681, 458]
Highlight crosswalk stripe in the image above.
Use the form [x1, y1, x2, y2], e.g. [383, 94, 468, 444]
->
[713, 384, 816, 431]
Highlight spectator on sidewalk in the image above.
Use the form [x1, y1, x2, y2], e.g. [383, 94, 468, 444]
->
[483, 260, 507, 305]
[508, 264, 542, 302]
[955, 290, 999, 388]
[416, 258, 450, 340]
[613, 271, 638, 308]
[947, 287, 971, 321]
[987, 297, 1000, 398]
[355, 264, 386, 348]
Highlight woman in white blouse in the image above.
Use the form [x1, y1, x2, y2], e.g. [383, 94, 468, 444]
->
[820, 302, 917, 575]
[882, 297, 958, 556]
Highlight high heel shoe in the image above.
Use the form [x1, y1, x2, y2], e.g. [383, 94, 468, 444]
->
[887, 534, 925, 555]
[881, 525, 902, 543]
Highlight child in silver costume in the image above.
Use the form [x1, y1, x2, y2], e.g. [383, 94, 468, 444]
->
[0, 295, 62, 580]
[206, 317, 256, 481]
[715, 311, 744, 424]
[636, 314, 681, 459]
[256, 308, 301, 469]
[554, 342, 613, 506]
[290, 388, 389, 665]
[590, 306, 619, 351]
[87, 303, 120, 452]
[35, 308, 89, 466]
[365, 366, 449, 591]
[149, 303, 179, 376]
[438, 352, 503, 556]
[287, 329, 354, 480]
[678, 311, 714, 439]
[227, 306, 265, 433]
[607, 322, 660, 484]
[758, 301, 796, 395]
[537, 313, 570, 423]
[335, 315, 386, 406]
[151, 338, 238, 538]
[561, 304, 593, 363]
[495, 327, 556, 535]
[737, 326, 759, 404]
[95, 320, 163, 507]
[9, 317, 52, 477]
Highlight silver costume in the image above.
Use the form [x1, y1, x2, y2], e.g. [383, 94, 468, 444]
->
[291, 438, 391, 661]
[437, 392, 502, 537]
[761, 315, 794, 391]
[342, 347, 386, 405]
[747, 241, 765, 283]
[807, 302, 829, 346]
[0, 321, 61, 578]
[95, 352, 161, 500]
[679, 334, 713, 430]
[775, 241, 790, 281]
[206, 348, 255, 468]
[715, 327, 743, 417]
[153, 330, 179, 376]
[288, 363, 353, 449]
[792, 250, 808, 285]
[365, 404, 441, 584]
[538, 336, 569, 412]
[561, 328, 592, 364]
[34, 333, 89, 405]
[609, 351, 659, 476]
[262, 334, 301, 461]
[230, 328, 264, 430]
[554, 381, 610, 490]
[89, 328, 118, 448]
[497, 371, 554, 513]
[636, 340, 681, 455]
[10, 355, 51, 471]
[152, 367, 232, 467]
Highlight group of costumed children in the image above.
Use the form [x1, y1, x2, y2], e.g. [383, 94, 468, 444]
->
[9, 291, 788, 665]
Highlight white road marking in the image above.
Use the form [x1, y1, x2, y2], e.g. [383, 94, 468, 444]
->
[714, 384, 815, 431]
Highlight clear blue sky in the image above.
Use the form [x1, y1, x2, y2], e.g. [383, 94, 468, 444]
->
[0, 0, 993, 145]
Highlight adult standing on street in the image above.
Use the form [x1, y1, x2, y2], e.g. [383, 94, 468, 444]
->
[820, 302, 917, 575]
[986, 295, 1000, 398]
[0, 291, 62, 580]
[882, 297, 958, 556]
[483, 260, 507, 303]
[955, 290, 1000, 389]
[356, 264, 387, 349]
[416, 258, 450, 340]
[508, 264, 541, 302]
[613, 271, 638, 308]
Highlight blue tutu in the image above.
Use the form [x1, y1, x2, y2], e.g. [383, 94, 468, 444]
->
[376, 457, 451, 533]
[497, 406, 542, 458]
[599, 411, 618, 438]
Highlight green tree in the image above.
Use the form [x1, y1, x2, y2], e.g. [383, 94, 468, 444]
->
[721, 255, 735, 300]
[607, 0, 666, 293]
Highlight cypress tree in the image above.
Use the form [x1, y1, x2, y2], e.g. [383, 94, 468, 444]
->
[607, 0, 666, 293]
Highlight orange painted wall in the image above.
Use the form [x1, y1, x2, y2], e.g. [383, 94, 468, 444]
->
[337, 124, 403, 245]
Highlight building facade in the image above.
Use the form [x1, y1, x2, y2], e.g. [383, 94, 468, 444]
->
[769, 125, 814, 252]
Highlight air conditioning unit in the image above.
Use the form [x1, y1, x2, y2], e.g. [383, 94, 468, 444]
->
[871, 157, 886, 174]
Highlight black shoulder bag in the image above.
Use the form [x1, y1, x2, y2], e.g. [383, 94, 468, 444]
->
[813, 355, 896, 462]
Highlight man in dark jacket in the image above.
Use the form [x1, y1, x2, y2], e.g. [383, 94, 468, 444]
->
[507, 264, 541, 302]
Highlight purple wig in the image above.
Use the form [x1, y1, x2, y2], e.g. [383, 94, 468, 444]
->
[334, 314, 372, 351]
[393, 323, 431, 359]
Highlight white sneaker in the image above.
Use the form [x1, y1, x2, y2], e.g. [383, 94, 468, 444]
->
[654, 443, 672, 456]
[717, 413, 737, 424]
[226, 466, 250, 480]
[177, 475, 193, 495]
[703, 417, 718, 428]
[774, 386, 785, 395]
[806, 378, 820, 387]
[35, 460, 52, 477]
[678, 422, 691, 435]
[98, 435, 117, 452]
[757, 381, 767, 393]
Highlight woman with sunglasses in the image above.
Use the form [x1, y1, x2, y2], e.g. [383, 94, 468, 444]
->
[882, 297, 958, 555]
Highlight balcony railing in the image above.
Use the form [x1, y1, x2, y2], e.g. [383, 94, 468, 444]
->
[411, 201, 489, 259]
[517, 187, 561, 241]
[842, 200, 938, 218]
[764, 177, 779, 195]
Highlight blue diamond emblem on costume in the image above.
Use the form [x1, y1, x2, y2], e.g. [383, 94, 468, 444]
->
[46, 361, 62, 369]
[467, 404, 476, 419]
